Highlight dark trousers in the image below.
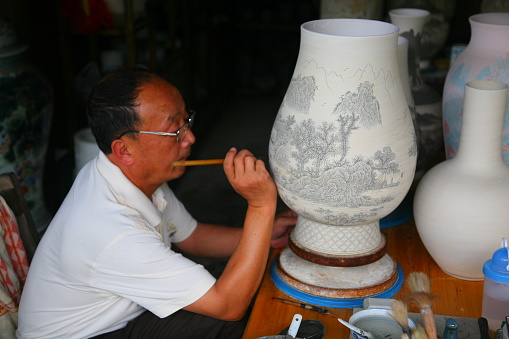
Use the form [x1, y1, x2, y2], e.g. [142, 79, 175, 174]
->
[91, 310, 248, 339]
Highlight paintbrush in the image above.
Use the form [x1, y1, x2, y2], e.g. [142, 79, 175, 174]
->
[407, 272, 437, 339]
[411, 324, 429, 339]
[173, 159, 224, 166]
[272, 297, 342, 317]
[390, 300, 412, 339]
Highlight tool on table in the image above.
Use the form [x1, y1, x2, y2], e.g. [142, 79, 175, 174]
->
[172, 159, 224, 166]
[478, 317, 490, 339]
[337, 318, 375, 339]
[407, 272, 437, 339]
[272, 297, 341, 317]
[287, 314, 302, 338]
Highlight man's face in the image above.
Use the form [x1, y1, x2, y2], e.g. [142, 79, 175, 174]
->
[130, 78, 196, 186]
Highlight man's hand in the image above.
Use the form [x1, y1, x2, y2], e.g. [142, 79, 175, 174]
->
[223, 148, 277, 208]
[271, 209, 298, 248]
[186, 148, 279, 320]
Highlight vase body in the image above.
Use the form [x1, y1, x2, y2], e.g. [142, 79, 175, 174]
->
[0, 36, 53, 233]
[268, 19, 416, 303]
[414, 80, 509, 280]
[443, 13, 509, 164]
[398, 36, 420, 150]
[389, 8, 444, 179]
[319, 0, 385, 20]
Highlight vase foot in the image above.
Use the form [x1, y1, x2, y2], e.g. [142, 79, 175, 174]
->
[289, 229, 387, 267]
[271, 247, 403, 308]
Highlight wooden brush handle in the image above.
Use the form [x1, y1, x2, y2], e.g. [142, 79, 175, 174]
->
[421, 307, 437, 339]
[173, 159, 224, 166]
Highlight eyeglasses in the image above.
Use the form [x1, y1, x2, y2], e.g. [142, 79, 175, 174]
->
[116, 111, 195, 143]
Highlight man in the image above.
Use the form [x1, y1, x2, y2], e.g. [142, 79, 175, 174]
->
[17, 67, 297, 338]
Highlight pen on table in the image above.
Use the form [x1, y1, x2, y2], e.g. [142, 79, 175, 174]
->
[173, 159, 224, 166]
[272, 297, 341, 317]
[478, 317, 490, 339]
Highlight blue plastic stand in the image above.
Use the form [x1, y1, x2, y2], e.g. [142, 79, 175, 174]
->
[270, 259, 404, 309]
[380, 194, 413, 228]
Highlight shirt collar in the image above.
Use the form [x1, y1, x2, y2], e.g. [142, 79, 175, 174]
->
[95, 152, 165, 227]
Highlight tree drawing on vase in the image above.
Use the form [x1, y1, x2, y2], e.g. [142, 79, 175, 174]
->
[443, 54, 509, 160]
[271, 69, 414, 226]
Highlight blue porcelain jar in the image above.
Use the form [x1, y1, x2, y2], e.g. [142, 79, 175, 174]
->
[0, 19, 53, 232]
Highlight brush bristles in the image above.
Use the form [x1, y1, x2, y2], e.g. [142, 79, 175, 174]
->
[406, 272, 437, 339]
[411, 325, 429, 339]
[390, 300, 409, 328]
[407, 292, 434, 309]
[408, 272, 431, 294]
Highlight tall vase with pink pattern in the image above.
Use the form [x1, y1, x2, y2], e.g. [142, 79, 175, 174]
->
[443, 13, 509, 163]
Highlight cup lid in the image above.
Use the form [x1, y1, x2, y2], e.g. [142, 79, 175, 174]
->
[483, 238, 509, 283]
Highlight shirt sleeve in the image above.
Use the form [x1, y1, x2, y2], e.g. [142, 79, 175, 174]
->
[91, 229, 216, 318]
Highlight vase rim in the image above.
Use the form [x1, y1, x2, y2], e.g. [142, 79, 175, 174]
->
[388, 8, 430, 18]
[470, 12, 509, 25]
[0, 43, 27, 59]
[302, 19, 398, 38]
[466, 80, 508, 91]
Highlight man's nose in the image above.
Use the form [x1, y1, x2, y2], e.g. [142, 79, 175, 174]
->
[181, 128, 196, 146]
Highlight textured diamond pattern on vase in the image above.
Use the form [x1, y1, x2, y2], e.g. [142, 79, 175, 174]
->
[294, 217, 381, 254]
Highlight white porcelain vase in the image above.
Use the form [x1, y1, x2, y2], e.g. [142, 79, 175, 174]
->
[389, 8, 443, 178]
[268, 19, 417, 302]
[414, 80, 509, 280]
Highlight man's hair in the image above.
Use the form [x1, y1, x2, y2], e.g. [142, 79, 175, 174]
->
[86, 66, 159, 154]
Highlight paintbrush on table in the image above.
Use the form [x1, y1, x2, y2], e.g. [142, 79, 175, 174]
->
[390, 300, 412, 339]
[173, 159, 224, 166]
[407, 272, 437, 339]
[272, 297, 342, 317]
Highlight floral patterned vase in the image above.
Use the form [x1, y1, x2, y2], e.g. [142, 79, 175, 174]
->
[443, 12, 509, 163]
[0, 19, 53, 233]
[268, 19, 417, 307]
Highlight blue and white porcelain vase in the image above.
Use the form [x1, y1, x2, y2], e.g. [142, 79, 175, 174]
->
[0, 19, 53, 233]
[268, 19, 416, 305]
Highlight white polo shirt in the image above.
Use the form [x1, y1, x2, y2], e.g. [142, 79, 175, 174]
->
[16, 152, 216, 339]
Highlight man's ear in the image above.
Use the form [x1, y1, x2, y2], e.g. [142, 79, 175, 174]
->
[111, 139, 135, 166]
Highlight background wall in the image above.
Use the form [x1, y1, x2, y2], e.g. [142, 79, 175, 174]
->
[0, 0, 484, 215]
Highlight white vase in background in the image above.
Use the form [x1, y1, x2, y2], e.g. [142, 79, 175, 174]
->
[387, 0, 457, 70]
[414, 80, 509, 280]
[269, 18, 416, 306]
[319, 0, 385, 20]
[389, 8, 443, 179]
[442, 12, 509, 164]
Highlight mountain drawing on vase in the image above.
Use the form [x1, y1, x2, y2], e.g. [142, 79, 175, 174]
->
[270, 59, 416, 226]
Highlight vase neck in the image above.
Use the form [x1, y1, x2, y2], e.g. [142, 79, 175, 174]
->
[468, 13, 509, 51]
[455, 81, 509, 167]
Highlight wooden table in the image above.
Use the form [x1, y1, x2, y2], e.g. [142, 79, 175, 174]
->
[242, 219, 484, 339]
